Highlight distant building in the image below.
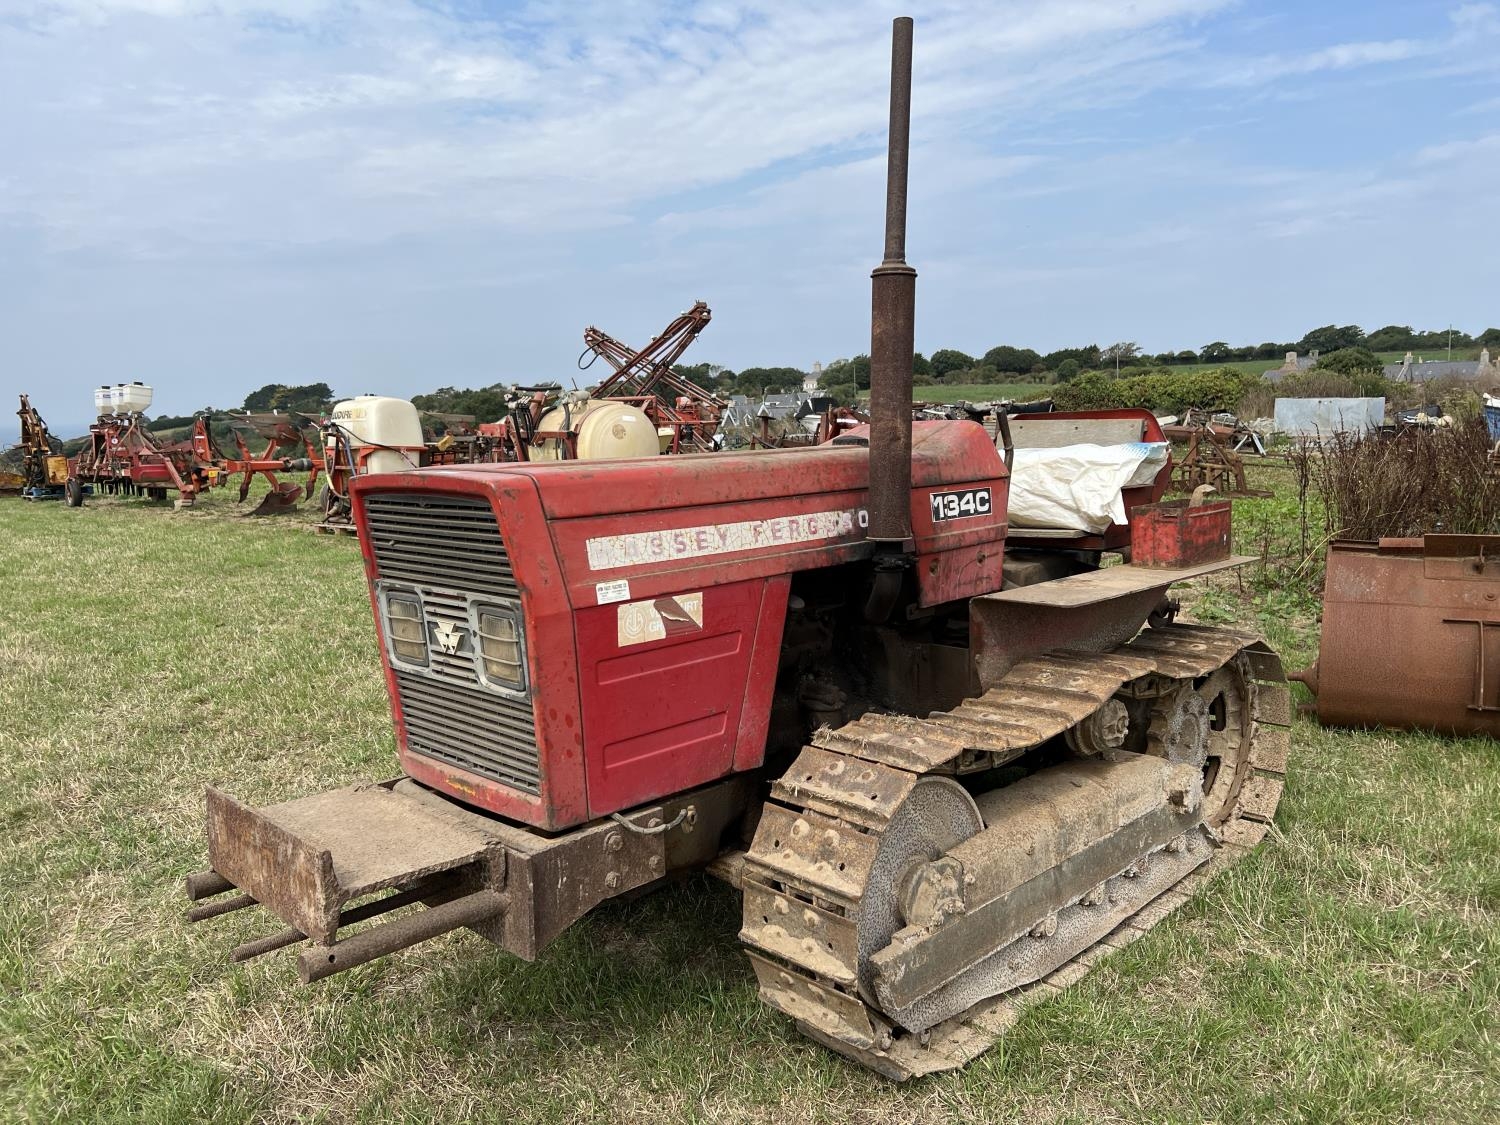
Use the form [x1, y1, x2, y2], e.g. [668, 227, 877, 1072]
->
[1263, 350, 1318, 384]
[802, 361, 823, 393]
[1385, 350, 1495, 383]
[722, 391, 835, 429]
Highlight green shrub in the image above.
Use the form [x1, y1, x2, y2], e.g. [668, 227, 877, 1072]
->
[1052, 367, 1261, 414]
[1315, 346, 1383, 378]
[819, 378, 859, 405]
[1277, 368, 1394, 401]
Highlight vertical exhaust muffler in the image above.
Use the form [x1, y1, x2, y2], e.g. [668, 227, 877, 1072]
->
[866, 16, 918, 620]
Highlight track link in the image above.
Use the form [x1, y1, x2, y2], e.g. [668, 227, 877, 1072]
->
[739, 625, 1290, 1080]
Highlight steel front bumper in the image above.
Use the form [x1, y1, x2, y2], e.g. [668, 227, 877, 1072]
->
[186, 776, 747, 981]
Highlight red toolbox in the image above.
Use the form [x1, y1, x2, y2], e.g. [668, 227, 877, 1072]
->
[1130, 498, 1233, 567]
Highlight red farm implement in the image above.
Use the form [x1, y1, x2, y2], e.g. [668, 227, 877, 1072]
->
[69, 406, 321, 512]
[195, 412, 323, 515]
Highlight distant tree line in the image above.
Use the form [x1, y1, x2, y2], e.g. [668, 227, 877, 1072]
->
[410, 385, 512, 423]
[122, 320, 1500, 434]
[242, 382, 336, 413]
[674, 322, 1500, 407]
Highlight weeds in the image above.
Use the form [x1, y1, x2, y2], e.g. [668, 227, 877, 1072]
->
[1289, 420, 1500, 543]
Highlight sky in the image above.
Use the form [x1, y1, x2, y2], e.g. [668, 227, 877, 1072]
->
[2, 1, 1498, 435]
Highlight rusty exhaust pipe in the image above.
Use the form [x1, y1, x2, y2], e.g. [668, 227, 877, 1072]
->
[865, 16, 917, 620]
[867, 15, 916, 547]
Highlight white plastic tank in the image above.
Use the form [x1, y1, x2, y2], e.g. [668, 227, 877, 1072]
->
[530, 396, 660, 461]
[113, 382, 153, 414]
[94, 386, 113, 415]
[328, 395, 425, 475]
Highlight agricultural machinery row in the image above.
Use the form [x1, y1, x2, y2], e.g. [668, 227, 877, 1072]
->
[8, 300, 746, 525]
[16, 388, 327, 514]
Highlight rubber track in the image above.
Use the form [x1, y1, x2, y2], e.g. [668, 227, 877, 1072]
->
[739, 625, 1291, 1080]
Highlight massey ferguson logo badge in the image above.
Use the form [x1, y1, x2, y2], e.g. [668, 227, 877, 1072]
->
[429, 619, 466, 654]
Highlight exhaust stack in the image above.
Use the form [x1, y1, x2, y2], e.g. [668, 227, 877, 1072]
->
[866, 15, 917, 550]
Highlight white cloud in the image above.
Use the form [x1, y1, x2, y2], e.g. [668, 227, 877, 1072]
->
[0, 0, 1231, 255]
[1415, 133, 1500, 164]
[1206, 37, 1428, 87]
[1, 0, 1497, 420]
[1450, 2, 1500, 35]
[1203, 1, 1500, 88]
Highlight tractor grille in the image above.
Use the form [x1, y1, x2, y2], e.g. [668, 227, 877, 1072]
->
[363, 492, 519, 599]
[363, 493, 540, 794]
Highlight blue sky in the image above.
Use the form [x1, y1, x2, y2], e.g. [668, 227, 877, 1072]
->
[2, 1, 1497, 433]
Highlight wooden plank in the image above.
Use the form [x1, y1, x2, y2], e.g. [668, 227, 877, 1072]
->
[1010, 416, 1147, 449]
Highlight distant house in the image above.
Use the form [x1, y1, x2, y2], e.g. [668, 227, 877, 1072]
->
[1263, 350, 1318, 385]
[756, 392, 805, 420]
[802, 362, 823, 393]
[721, 392, 835, 429]
[1385, 350, 1496, 383]
[721, 395, 755, 428]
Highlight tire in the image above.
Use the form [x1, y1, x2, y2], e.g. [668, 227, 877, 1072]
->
[65, 478, 83, 507]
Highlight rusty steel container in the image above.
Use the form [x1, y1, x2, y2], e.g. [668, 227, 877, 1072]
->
[1296, 535, 1500, 735]
[1130, 498, 1232, 568]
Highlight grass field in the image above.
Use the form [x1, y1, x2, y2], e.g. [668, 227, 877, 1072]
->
[2, 471, 1497, 1123]
[1138, 351, 1485, 376]
[912, 351, 1489, 403]
[915, 383, 1050, 404]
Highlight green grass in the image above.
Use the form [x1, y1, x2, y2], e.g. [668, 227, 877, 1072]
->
[906, 350, 1489, 404]
[2, 474, 1497, 1123]
[1139, 350, 1482, 378]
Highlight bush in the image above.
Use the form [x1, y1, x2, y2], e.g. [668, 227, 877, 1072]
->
[819, 378, 859, 406]
[1420, 376, 1483, 423]
[1315, 346, 1384, 380]
[148, 414, 197, 431]
[1052, 367, 1261, 414]
[1278, 368, 1394, 401]
[930, 349, 975, 378]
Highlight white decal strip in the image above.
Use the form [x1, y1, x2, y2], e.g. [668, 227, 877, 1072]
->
[586, 508, 867, 572]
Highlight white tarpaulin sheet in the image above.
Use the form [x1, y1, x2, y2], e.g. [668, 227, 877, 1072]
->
[1273, 397, 1384, 436]
[1009, 442, 1169, 533]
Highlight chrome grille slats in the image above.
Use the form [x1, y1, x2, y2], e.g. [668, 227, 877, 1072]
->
[364, 492, 540, 795]
[394, 671, 541, 793]
[363, 493, 519, 599]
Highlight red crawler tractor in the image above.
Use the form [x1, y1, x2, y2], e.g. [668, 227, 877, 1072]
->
[185, 19, 1290, 1079]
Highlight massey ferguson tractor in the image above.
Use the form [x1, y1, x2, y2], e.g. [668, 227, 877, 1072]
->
[185, 19, 1290, 1079]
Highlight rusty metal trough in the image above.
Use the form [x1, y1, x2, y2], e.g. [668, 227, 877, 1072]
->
[1294, 534, 1500, 735]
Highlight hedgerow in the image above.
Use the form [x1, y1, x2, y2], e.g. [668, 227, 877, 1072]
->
[1051, 367, 1262, 414]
